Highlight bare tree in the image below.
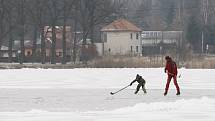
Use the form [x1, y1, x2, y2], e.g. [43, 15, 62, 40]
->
[0, 0, 17, 63]
[0, 0, 16, 49]
[16, 0, 26, 64]
[75, 0, 121, 63]
[76, 0, 120, 44]
[62, 0, 67, 64]
[26, 0, 48, 64]
[72, 1, 78, 64]
[7, 1, 16, 63]
[46, 0, 61, 64]
[61, 0, 75, 64]
[0, 0, 7, 47]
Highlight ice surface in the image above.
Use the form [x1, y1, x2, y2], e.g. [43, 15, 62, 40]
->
[1, 96, 215, 121]
[0, 68, 215, 89]
[0, 89, 215, 112]
[0, 68, 215, 121]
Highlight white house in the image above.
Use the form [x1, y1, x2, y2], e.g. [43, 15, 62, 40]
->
[101, 19, 142, 56]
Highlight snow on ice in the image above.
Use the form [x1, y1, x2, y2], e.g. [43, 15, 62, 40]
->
[0, 68, 215, 89]
[0, 68, 215, 121]
[1, 97, 215, 121]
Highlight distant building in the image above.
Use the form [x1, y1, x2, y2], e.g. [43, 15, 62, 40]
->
[0, 46, 17, 58]
[0, 26, 72, 62]
[12, 39, 40, 56]
[44, 26, 72, 58]
[141, 31, 183, 55]
[101, 19, 142, 56]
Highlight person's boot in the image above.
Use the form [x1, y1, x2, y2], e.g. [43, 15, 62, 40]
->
[134, 91, 138, 94]
[164, 91, 167, 96]
[143, 89, 147, 94]
[176, 91, 180, 95]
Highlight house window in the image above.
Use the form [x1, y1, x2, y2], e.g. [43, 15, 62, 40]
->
[136, 46, 139, 52]
[158, 32, 162, 37]
[131, 46, 133, 52]
[154, 32, 157, 36]
[59, 52, 62, 57]
[27, 51, 31, 56]
[136, 33, 139, 39]
[150, 32, 153, 37]
[146, 32, 150, 37]
[130, 33, 133, 39]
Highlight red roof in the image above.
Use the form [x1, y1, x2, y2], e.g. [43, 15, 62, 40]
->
[101, 19, 141, 32]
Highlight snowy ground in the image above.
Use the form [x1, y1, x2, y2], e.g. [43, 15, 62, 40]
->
[0, 68, 215, 121]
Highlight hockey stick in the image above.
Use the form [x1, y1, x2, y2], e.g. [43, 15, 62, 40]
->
[110, 85, 130, 95]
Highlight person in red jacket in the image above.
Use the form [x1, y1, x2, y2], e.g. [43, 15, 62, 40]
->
[164, 56, 180, 96]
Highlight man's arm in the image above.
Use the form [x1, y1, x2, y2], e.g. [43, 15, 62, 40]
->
[173, 61, 178, 76]
[130, 79, 137, 86]
[164, 62, 168, 73]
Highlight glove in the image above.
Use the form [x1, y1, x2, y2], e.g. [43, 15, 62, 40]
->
[164, 68, 167, 73]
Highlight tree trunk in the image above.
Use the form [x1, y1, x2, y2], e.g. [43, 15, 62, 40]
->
[62, 0, 67, 64]
[73, 19, 77, 64]
[20, 0, 25, 64]
[89, 24, 94, 44]
[0, 0, 4, 48]
[40, 26, 46, 64]
[20, 30, 25, 64]
[51, 25, 56, 64]
[20, 26, 25, 64]
[8, 29, 13, 63]
[0, 21, 3, 50]
[62, 25, 66, 64]
[82, 31, 88, 64]
[32, 25, 37, 63]
[8, 12, 13, 63]
[89, 0, 95, 44]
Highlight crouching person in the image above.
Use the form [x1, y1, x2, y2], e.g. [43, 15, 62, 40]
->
[130, 74, 147, 94]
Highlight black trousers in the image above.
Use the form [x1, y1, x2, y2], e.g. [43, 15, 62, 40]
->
[135, 83, 147, 94]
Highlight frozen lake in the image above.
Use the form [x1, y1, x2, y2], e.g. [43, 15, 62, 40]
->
[0, 89, 215, 112]
[0, 68, 215, 121]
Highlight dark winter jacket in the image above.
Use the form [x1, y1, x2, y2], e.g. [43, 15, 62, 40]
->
[130, 75, 146, 85]
[165, 59, 177, 76]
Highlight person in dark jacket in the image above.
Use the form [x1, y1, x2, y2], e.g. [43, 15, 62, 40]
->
[130, 74, 147, 94]
[164, 56, 180, 96]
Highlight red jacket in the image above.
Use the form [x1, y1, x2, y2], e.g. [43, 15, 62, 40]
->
[165, 60, 177, 76]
